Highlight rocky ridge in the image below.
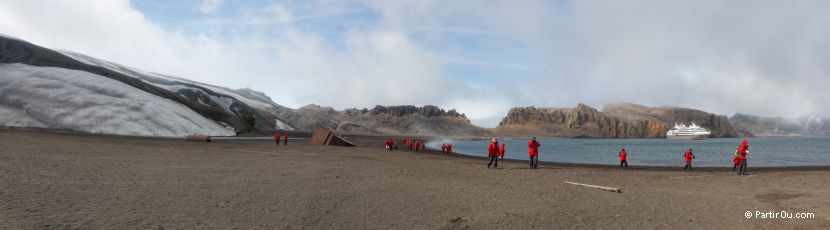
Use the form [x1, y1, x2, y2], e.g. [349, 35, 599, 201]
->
[277, 104, 486, 137]
[495, 103, 736, 138]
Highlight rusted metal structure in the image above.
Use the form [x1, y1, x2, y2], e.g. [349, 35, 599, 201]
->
[185, 135, 212, 142]
[308, 126, 355, 146]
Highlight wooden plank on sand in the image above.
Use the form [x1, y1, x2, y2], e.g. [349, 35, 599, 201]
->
[565, 181, 622, 193]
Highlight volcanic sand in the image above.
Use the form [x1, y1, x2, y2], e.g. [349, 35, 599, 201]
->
[1, 128, 829, 229]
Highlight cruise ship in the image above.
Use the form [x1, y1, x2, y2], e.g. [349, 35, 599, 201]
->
[666, 123, 711, 140]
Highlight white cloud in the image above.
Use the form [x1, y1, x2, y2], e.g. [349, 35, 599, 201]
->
[559, 0, 830, 118]
[199, 0, 224, 14]
[2, 0, 829, 128]
[268, 4, 293, 24]
[0, 0, 463, 117]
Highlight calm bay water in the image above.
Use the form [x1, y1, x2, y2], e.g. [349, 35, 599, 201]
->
[427, 137, 830, 167]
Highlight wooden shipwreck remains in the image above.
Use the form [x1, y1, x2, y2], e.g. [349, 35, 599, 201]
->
[308, 126, 355, 147]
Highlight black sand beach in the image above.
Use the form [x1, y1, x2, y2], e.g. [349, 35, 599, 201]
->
[1, 128, 829, 229]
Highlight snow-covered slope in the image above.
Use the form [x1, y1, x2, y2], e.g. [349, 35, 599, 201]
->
[274, 118, 295, 130]
[58, 50, 295, 132]
[0, 63, 235, 136]
[61, 51, 278, 110]
[0, 35, 483, 137]
[1, 34, 300, 136]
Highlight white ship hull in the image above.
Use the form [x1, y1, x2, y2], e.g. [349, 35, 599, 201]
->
[666, 122, 710, 140]
[666, 134, 708, 140]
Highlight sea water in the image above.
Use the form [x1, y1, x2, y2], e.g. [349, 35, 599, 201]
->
[428, 137, 830, 167]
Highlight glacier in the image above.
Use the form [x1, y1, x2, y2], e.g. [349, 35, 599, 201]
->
[0, 63, 235, 137]
[57, 50, 293, 132]
[59, 51, 282, 113]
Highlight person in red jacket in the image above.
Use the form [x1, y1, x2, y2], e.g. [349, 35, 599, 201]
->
[736, 139, 749, 175]
[487, 138, 500, 169]
[440, 144, 447, 153]
[407, 139, 413, 151]
[619, 148, 628, 168]
[527, 137, 540, 169]
[385, 138, 394, 151]
[283, 133, 288, 145]
[274, 132, 280, 146]
[415, 139, 423, 152]
[447, 144, 453, 153]
[499, 143, 506, 159]
[683, 148, 695, 170]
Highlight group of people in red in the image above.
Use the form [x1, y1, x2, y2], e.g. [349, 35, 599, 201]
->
[486, 137, 541, 169]
[483, 137, 748, 173]
[406, 138, 425, 151]
[384, 135, 750, 174]
[617, 139, 750, 175]
[273, 131, 288, 146]
[383, 137, 453, 154]
[383, 138, 426, 152]
[440, 143, 453, 154]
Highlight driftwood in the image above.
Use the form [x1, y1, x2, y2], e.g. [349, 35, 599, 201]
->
[565, 181, 621, 193]
[185, 135, 211, 142]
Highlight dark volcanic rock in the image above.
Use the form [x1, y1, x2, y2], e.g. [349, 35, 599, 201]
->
[369, 105, 464, 118]
[283, 104, 486, 137]
[495, 103, 737, 138]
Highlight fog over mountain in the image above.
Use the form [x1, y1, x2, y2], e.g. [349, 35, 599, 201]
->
[1, 35, 487, 137]
[2, 0, 829, 127]
[3, 32, 825, 138]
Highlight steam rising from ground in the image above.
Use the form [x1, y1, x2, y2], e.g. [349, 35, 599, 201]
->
[424, 137, 458, 151]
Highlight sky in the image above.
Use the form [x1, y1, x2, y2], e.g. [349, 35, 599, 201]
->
[1, 0, 829, 127]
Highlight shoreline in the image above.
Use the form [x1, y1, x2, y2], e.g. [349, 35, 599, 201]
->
[3, 126, 829, 172]
[412, 149, 830, 172]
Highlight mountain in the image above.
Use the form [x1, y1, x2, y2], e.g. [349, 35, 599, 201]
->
[494, 103, 737, 138]
[729, 113, 828, 137]
[602, 103, 737, 137]
[0, 34, 300, 136]
[0, 63, 236, 136]
[0, 35, 486, 137]
[278, 104, 488, 137]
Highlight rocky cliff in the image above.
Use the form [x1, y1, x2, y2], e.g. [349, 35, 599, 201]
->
[603, 103, 737, 137]
[277, 104, 488, 137]
[729, 113, 828, 137]
[494, 103, 737, 138]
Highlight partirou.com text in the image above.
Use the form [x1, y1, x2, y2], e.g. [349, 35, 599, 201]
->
[745, 211, 815, 219]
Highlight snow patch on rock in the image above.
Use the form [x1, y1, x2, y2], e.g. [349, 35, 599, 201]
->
[275, 118, 295, 131]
